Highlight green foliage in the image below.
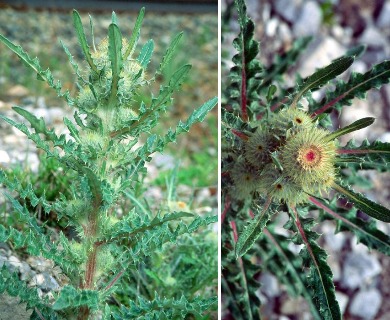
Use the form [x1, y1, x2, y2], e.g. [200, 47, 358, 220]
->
[222, 0, 390, 319]
[0, 8, 217, 319]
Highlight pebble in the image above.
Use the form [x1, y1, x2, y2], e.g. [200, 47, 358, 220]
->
[0, 150, 10, 164]
[6, 85, 29, 97]
[359, 26, 388, 49]
[342, 252, 382, 289]
[274, 0, 302, 23]
[260, 272, 280, 298]
[349, 288, 382, 319]
[376, 2, 390, 29]
[29, 272, 60, 292]
[293, 1, 322, 37]
[7, 255, 22, 272]
[322, 222, 346, 252]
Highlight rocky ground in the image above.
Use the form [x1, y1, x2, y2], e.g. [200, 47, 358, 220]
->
[222, 0, 390, 319]
[0, 7, 218, 319]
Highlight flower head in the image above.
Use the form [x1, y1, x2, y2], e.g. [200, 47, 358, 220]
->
[280, 126, 337, 193]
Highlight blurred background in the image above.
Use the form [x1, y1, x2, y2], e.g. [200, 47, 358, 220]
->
[222, 0, 390, 319]
[0, 1, 218, 317]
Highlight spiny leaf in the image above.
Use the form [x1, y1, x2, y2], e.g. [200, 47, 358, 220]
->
[235, 199, 273, 257]
[325, 117, 375, 141]
[260, 229, 322, 319]
[310, 60, 390, 115]
[63, 117, 81, 143]
[124, 7, 145, 60]
[0, 267, 55, 315]
[226, 0, 262, 120]
[114, 294, 216, 319]
[291, 208, 341, 320]
[0, 34, 74, 105]
[222, 211, 261, 320]
[72, 9, 98, 74]
[291, 56, 354, 108]
[310, 197, 390, 255]
[332, 182, 390, 222]
[53, 285, 99, 310]
[106, 211, 194, 241]
[158, 32, 183, 74]
[108, 22, 123, 108]
[60, 40, 88, 85]
[137, 39, 154, 68]
[337, 139, 390, 171]
[152, 64, 191, 108]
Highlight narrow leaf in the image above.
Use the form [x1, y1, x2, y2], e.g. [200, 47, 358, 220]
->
[310, 60, 390, 115]
[310, 197, 390, 255]
[332, 182, 390, 222]
[108, 23, 123, 107]
[291, 56, 354, 108]
[235, 199, 272, 257]
[63, 117, 81, 143]
[292, 207, 341, 320]
[337, 139, 390, 171]
[124, 7, 145, 60]
[158, 32, 183, 73]
[137, 39, 154, 68]
[325, 117, 375, 141]
[72, 9, 98, 74]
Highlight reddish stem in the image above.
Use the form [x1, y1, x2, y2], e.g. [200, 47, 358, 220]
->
[309, 196, 358, 228]
[221, 198, 231, 224]
[290, 206, 319, 271]
[311, 94, 346, 117]
[231, 129, 249, 141]
[241, 57, 248, 122]
[105, 269, 125, 292]
[230, 220, 238, 243]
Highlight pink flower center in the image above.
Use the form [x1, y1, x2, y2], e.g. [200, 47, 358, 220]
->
[297, 144, 322, 170]
[305, 150, 316, 162]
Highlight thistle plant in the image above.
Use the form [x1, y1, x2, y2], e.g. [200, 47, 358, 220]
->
[222, 0, 390, 319]
[0, 8, 217, 319]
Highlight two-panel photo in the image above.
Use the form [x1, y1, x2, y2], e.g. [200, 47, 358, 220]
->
[0, 0, 389, 319]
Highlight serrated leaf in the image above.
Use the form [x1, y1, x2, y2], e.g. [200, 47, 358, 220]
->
[310, 197, 390, 255]
[158, 32, 183, 74]
[153, 64, 191, 108]
[332, 182, 390, 222]
[235, 200, 272, 257]
[325, 117, 375, 141]
[226, 0, 262, 120]
[52, 285, 99, 310]
[291, 56, 354, 108]
[63, 117, 81, 143]
[60, 40, 88, 85]
[337, 139, 390, 171]
[137, 39, 154, 68]
[0, 34, 74, 105]
[291, 208, 341, 320]
[72, 10, 98, 74]
[310, 60, 390, 115]
[124, 7, 145, 60]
